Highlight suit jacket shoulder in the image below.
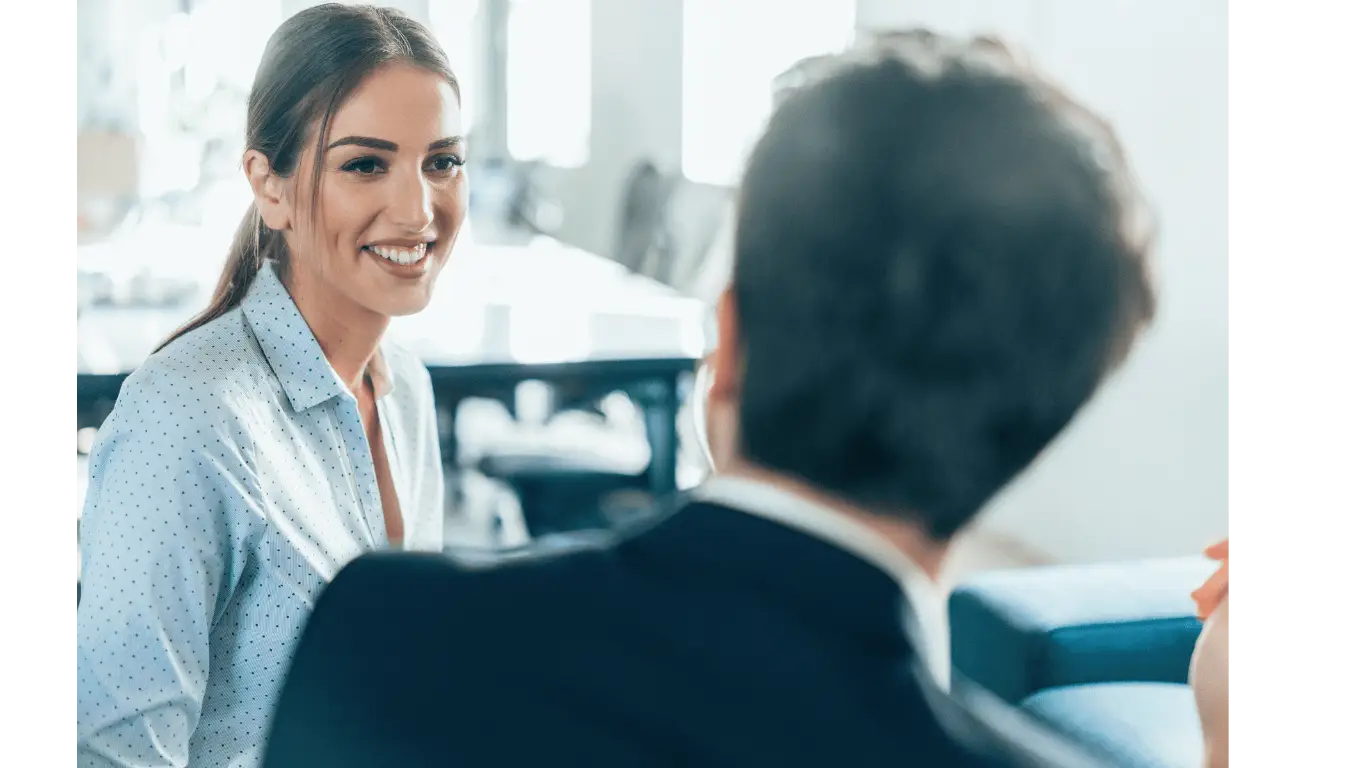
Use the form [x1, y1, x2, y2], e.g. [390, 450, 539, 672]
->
[266, 507, 1111, 767]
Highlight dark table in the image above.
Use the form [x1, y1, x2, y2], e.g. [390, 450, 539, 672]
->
[78, 235, 707, 496]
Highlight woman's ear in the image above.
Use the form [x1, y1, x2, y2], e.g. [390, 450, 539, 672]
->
[244, 150, 292, 232]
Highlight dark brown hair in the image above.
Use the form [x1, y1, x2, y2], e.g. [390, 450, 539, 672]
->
[157, 4, 459, 352]
[731, 31, 1156, 538]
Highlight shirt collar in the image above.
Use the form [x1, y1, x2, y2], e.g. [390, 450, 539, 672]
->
[691, 474, 952, 691]
[241, 261, 395, 412]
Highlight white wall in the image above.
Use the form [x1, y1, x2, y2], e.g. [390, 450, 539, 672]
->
[857, 0, 1229, 563]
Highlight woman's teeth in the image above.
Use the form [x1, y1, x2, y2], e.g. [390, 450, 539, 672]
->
[368, 243, 427, 265]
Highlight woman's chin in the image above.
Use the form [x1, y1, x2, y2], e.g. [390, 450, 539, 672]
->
[366, 287, 436, 318]
[380, 298, 433, 318]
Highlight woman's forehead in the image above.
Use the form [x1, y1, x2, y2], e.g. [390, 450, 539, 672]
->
[326, 64, 463, 149]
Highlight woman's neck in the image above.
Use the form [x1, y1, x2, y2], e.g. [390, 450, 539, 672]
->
[283, 268, 389, 394]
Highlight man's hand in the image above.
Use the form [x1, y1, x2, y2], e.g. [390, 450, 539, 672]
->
[1189, 539, 1229, 768]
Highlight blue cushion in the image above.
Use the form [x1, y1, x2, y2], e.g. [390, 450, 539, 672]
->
[950, 558, 1214, 703]
[1022, 683, 1202, 768]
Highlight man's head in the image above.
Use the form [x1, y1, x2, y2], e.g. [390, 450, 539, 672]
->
[706, 31, 1155, 541]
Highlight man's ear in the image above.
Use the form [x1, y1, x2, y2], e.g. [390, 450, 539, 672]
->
[244, 150, 292, 231]
[710, 285, 742, 405]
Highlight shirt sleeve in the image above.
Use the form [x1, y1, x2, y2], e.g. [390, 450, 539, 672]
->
[77, 376, 258, 767]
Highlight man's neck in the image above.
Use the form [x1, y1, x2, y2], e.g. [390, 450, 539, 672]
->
[716, 462, 949, 582]
[1204, 745, 1228, 768]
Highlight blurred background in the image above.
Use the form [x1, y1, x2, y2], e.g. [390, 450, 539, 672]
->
[76, 0, 1228, 580]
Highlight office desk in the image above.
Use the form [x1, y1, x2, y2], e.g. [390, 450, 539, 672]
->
[78, 236, 707, 495]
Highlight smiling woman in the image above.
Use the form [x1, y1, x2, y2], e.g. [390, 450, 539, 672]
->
[76, 5, 466, 767]
[263, 62, 467, 324]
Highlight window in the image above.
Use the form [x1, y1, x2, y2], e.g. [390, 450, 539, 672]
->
[429, 0, 484, 135]
[506, 0, 592, 166]
[682, 0, 855, 186]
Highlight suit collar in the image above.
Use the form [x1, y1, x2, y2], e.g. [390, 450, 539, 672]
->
[625, 495, 921, 658]
[689, 475, 951, 689]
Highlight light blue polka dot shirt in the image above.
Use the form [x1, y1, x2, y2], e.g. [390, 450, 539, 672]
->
[77, 262, 445, 767]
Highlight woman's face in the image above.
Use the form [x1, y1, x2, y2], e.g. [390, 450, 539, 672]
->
[286, 63, 467, 318]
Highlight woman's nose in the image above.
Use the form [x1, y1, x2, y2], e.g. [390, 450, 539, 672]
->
[388, 169, 434, 231]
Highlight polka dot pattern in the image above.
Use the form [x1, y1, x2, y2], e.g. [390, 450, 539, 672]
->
[77, 262, 445, 767]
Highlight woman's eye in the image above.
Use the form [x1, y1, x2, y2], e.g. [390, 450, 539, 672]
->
[342, 157, 384, 175]
[426, 155, 466, 174]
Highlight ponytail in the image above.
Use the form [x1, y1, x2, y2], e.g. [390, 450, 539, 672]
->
[154, 203, 283, 353]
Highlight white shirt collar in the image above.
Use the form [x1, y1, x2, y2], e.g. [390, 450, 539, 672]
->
[690, 474, 951, 690]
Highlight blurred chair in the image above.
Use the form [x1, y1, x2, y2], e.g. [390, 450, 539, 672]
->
[476, 452, 650, 538]
[505, 158, 564, 238]
[457, 386, 658, 540]
[949, 557, 1216, 768]
[612, 158, 679, 280]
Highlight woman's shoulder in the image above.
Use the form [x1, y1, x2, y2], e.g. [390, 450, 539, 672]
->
[118, 308, 270, 429]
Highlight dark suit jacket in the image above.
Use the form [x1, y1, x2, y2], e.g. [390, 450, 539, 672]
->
[263, 500, 1106, 766]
